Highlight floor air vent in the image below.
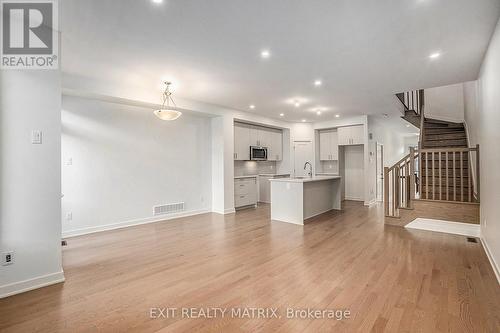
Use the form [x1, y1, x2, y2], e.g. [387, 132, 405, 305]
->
[154, 202, 185, 216]
[467, 237, 478, 243]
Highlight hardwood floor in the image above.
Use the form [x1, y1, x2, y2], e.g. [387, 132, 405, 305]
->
[0, 201, 499, 332]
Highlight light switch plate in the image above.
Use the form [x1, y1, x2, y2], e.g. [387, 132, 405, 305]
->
[31, 130, 42, 144]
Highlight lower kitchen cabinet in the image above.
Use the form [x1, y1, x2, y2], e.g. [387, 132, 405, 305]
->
[234, 177, 257, 208]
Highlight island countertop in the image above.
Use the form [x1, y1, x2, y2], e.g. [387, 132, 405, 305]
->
[269, 175, 341, 183]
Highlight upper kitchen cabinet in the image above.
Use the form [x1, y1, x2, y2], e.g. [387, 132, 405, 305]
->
[249, 125, 260, 147]
[249, 126, 272, 147]
[234, 122, 283, 161]
[234, 123, 250, 160]
[338, 125, 364, 146]
[319, 129, 338, 161]
[267, 129, 283, 161]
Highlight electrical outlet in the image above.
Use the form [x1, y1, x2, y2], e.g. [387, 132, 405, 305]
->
[2, 251, 14, 266]
[66, 158, 73, 165]
[66, 212, 73, 221]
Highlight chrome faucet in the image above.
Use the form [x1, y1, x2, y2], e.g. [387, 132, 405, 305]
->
[304, 162, 313, 177]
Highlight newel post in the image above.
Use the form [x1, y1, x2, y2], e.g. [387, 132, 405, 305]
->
[409, 147, 416, 207]
[384, 167, 389, 216]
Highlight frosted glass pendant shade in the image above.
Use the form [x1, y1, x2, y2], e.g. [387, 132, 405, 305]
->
[154, 109, 182, 121]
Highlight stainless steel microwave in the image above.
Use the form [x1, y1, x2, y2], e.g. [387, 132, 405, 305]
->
[250, 146, 268, 161]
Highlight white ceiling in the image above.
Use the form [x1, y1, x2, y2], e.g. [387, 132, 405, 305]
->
[61, 0, 500, 122]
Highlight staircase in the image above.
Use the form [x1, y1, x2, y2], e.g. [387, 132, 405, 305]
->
[420, 119, 474, 202]
[385, 89, 480, 225]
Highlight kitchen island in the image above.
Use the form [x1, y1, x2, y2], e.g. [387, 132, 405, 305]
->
[269, 176, 341, 225]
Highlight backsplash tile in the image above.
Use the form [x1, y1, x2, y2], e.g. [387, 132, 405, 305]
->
[234, 161, 277, 176]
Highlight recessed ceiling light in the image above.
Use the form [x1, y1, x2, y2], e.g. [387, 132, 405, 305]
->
[249, 104, 255, 109]
[316, 111, 322, 115]
[152, 0, 163, 3]
[294, 101, 301, 107]
[260, 50, 270, 59]
[335, 114, 340, 118]
[429, 52, 441, 59]
[279, 113, 284, 117]
[406, 124, 410, 128]
[314, 80, 322, 86]
[302, 119, 306, 122]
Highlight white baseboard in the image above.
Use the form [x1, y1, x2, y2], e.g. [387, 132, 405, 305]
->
[364, 199, 377, 206]
[405, 218, 480, 237]
[344, 196, 363, 202]
[481, 237, 500, 285]
[0, 271, 65, 299]
[62, 209, 210, 238]
[224, 208, 236, 214]
[212, 207, 236, 215]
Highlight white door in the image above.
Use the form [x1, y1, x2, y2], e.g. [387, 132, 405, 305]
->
[293, 141, 313, 177]
[376, 143, 384, 201]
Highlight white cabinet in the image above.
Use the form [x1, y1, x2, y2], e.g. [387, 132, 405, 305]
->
[267, 129, 283, 161]
[234, 123, 250, 160]
[249, 126, 275, 148]
[249, 125, 268, 147]
[235, 122, 282, 161]
[338, 125, 364, 146]
[234, 177, 257, 208]
[319, 129, 338, 161]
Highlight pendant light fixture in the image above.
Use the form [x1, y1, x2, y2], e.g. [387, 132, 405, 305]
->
[154, 81, 182, 121]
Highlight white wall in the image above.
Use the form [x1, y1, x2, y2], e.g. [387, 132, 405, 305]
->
[61, 96, 213, 236]
[425, 83, 465, 123]
[367, 116, 418, 204]
[0, 71, 64, 297]
[470, 18, 500, 281]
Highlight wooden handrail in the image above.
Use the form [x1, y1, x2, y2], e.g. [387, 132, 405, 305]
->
[420, 147, 478, 153]
[384, 145, 480, 218]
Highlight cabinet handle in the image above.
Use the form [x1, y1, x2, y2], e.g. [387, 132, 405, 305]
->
[240, 195, 244, 198]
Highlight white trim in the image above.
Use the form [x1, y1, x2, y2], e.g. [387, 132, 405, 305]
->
[0, 271, 65, 299]
[344, 196, 363, 201]
[224, 208, 236, 214]
[62, 209, 210, 238]
[481, 237, 500, 285]
[364, 199, 377, 206]
[405, 218, 480, 237]
[210, 207, 236, 215]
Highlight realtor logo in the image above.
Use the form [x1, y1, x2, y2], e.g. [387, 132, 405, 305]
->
[1, 0, 58, 69]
